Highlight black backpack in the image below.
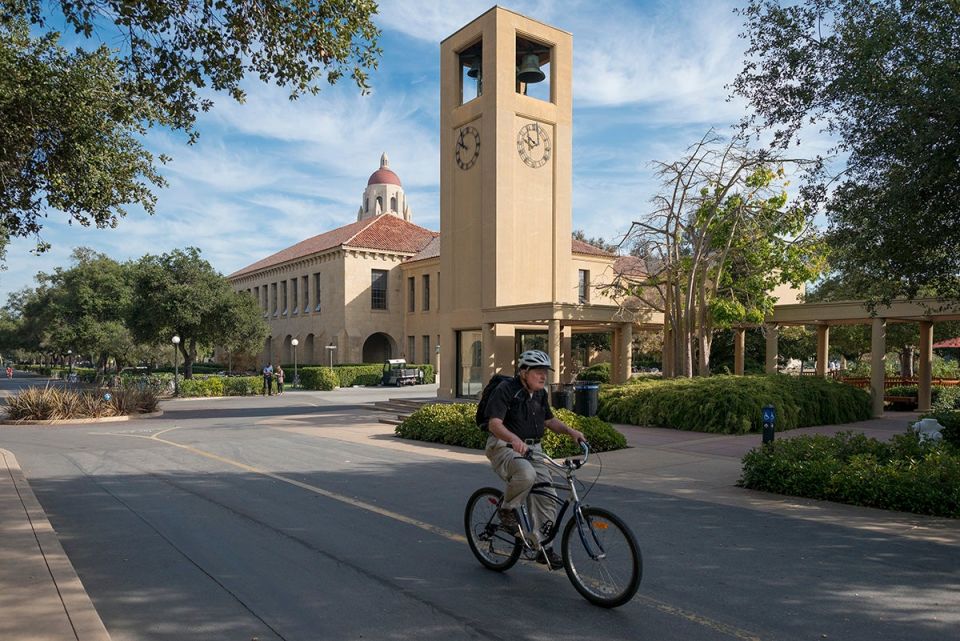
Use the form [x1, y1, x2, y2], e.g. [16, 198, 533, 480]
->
[475, 373, 519, 431]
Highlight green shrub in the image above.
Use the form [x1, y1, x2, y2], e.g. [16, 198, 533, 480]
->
[119, 372, 172, 395]
[921, 408, 960, 448]
[299, 367, 340, 390]
[541, 408, 627, 456]
[739, 430, 960, 517]
[395, 403, 486, 449]
[178, 377, 225, 397]
[599, 374, 871, 434]
[882, 385, 960, 410]
[395, 402, 628, 456]
[175, 375, 261, 397]
[222, 376, 262, 396]
[577, 362, 611, 383]
[298, 364, 435, 389]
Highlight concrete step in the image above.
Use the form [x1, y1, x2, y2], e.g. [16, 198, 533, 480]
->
[372, 398, 433, 413]
[378, 417, 404, 426]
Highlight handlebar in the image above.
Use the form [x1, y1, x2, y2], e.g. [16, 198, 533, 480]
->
[524, 440, 590, 471]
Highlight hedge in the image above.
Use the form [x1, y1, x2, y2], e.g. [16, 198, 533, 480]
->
[298, 367, 340, 391]
[177, 376, 262, 397]
[885, 385, 960, 411]
[298, 363, 435, 389]
[599, 374, 872, 434]
[577, 362, 611, 383]
[739, 430, 960, 517]
[394, 403, 627, 457]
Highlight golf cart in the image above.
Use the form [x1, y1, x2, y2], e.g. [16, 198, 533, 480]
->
[381, 359, 424, 386]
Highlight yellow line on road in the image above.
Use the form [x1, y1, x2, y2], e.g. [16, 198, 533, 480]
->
[634, 595, 762, 641]
[144, 429, 467, 544]
[113, 427, 763, 640]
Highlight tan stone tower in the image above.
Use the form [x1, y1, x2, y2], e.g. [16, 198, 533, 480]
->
[438, 7, 574, 398]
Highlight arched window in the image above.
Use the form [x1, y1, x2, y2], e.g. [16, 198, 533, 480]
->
[376, 196, 383, 212]
[365, 198, 369, 213]
[390, 195, 398, 212]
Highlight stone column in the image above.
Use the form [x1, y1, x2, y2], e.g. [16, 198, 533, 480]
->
[870, 317, 886, 418]
[561, 326, 573, 383]
[618, 322, 633, 383]
[816, 324, 830, 377]
[548, 319, 561, 386]
[765, 324, 779, 374]
[734, 327, 746, 375]
[918, 320, 933, 412]
[482, 323, 496, 383]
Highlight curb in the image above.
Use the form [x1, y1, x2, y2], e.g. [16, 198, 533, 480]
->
[0, 448, 112, 641]
[1, 410, 163, 426]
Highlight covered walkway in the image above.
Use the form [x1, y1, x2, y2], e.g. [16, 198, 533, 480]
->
[741, 298, 960, 417]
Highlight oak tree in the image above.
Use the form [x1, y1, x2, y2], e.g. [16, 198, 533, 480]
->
[732, 0, 960, 302]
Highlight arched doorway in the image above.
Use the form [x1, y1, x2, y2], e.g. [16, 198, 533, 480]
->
[362, 333, 394, 363]
[305, 334, 315, 365]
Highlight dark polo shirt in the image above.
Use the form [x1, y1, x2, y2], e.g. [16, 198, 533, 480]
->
[485, 375, 554, 440]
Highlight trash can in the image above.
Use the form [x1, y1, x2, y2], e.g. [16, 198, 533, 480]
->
[574, 383, 600, 417]
[551, 384, 574, 411]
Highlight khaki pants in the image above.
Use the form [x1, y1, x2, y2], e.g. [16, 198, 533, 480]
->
[485, 435, 558, 543]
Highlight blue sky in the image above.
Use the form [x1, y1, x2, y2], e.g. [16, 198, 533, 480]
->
[0, 0, 833, 304]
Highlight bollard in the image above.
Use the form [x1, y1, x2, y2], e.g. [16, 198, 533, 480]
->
[762, 404, 776, 444]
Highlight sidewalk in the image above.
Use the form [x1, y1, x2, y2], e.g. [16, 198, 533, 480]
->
[0, 448, 111, 641]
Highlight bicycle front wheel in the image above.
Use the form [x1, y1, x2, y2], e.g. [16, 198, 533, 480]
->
[561, 506, 642, 608]
[464, 487, 522, 571]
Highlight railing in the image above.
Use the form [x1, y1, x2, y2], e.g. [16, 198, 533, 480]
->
[835, 376, 960, 390]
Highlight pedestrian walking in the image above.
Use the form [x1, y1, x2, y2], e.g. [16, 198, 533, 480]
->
[276, 366, 285, 394]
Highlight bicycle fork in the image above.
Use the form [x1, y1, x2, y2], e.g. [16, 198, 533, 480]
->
[574, 507, 607, 561]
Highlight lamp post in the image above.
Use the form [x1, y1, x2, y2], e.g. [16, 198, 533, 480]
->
[172, 335, 181, 396]
[326, 343, 336, 370]
[291, 338, 299, 390]
[67, 349, 73, 383]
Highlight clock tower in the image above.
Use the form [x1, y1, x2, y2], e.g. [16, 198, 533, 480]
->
[438, 7, 574, 398]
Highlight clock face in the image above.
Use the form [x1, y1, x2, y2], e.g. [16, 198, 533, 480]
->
[517, 122, 551, 168]
[455, 125, 480, 170]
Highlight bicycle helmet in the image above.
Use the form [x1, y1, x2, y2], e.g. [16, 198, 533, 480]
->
[518, 349, 554, 370]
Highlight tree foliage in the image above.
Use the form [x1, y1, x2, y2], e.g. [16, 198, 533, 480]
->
[129, 247, 267, 377]
[1, 246, 267, 375]
[0, 20, 164, 252]
[11, 249, 134, 368]
[0, 1, 381, 252]
[732, 0, 960, 302]
[608, 131, 825, 377]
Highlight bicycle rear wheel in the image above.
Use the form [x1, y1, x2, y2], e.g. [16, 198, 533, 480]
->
[561, 506, 642, 608]
[464, 487, 522, 571]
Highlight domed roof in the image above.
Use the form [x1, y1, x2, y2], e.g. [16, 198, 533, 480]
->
[367, 152, 402, 187]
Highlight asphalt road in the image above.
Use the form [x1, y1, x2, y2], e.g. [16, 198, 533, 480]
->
[1, 382, 958, 641]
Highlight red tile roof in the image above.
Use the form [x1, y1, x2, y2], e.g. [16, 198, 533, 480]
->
[613, 255, 648, 277]
[230, 215, 438, 278]
[405, 236, 441, 263]
[933, 337, 960, 348]
[404, 236, 618, 266]
[572, 238, 615, 256]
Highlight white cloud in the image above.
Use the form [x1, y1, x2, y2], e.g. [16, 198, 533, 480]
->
[1, 1, 806, 304]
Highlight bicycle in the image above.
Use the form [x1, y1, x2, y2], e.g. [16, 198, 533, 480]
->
[464, 442, 642, 608]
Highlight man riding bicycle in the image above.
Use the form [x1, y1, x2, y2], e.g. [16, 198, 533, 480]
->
[483, 349, 584, 568]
